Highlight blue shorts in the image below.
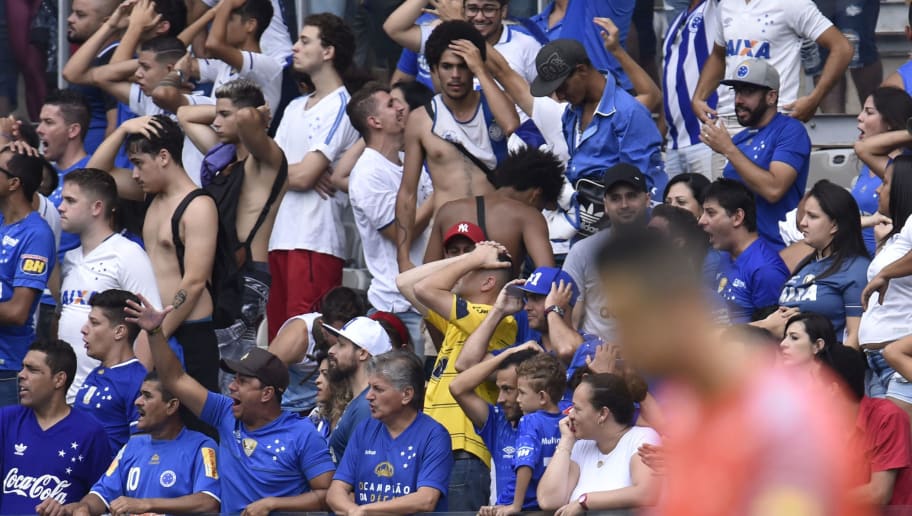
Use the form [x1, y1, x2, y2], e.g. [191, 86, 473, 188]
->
[807, 0, 879, 73]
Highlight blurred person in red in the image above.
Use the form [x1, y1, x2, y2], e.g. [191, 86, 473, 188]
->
[595, 230, 872, 516]
[819, 343, 912, 507]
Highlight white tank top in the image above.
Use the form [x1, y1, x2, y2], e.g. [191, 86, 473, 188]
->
[429, 94, 500, 171]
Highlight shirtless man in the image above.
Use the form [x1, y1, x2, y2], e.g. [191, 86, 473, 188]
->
[395, 20, 519, 271]
[178, 79, 287, 393]
[89, 114, 219, 397]
[424, 147, 561, 272]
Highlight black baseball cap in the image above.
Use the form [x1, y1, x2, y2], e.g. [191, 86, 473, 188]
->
[602, 164, 647, 193]
[531, 39, 589, 97]
[220, 347, 290, 394]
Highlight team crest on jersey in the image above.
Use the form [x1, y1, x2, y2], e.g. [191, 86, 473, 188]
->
[688, 14, 703, 32]
[488, 123, 504, 142]
[20, 254, 47, 275]
[159, 470, 176, 488]
[374, 462, 394, 478]
[243, 438, 258, 457]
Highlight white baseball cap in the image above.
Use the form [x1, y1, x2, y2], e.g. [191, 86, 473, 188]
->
[322, 316, 393, 356]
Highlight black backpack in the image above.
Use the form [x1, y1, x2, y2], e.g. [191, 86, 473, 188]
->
[173, 157, 286, 328]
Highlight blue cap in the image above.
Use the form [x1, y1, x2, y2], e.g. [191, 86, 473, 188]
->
[518, 267, 580, 306]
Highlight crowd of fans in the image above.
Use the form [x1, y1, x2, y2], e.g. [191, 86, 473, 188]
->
[0, 0, 911, 513]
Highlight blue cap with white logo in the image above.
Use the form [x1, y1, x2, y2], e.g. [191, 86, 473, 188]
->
[518, 267, 580, 306]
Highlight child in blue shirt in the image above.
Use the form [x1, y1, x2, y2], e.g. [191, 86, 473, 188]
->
[512, 353, 567, 513]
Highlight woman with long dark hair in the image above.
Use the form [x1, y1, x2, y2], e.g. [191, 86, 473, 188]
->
[755, 180, 870, 348]
[852, 87, 912, 253]
[860, 155, 912, 420]
[779, 313, 838, 368]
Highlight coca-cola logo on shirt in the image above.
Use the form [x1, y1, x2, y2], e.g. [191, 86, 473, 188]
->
[3, 468, 71, 503]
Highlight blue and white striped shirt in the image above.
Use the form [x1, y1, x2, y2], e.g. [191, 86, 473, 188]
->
[662, 0, 717, 150]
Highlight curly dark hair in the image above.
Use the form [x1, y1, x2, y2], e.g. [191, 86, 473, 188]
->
[425, 20, 486, 69]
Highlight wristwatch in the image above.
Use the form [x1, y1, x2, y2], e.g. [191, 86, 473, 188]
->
[578, 493, 589, 511]
[545, 305, 566, 318]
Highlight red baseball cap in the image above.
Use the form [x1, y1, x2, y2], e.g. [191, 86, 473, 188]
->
[443, 221, 485, 246]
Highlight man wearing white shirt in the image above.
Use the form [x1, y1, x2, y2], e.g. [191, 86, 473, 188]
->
[691, 0, 852, 165]
[267, 13, 360, 340]
[384, 0, 541, 86]
[57, 168, 161, 403]
[346, 82, 434, 355]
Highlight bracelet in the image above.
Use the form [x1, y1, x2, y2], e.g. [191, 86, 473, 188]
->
[148, 326, 162, 336]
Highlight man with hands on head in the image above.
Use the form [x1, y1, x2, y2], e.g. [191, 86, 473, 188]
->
[450, 342, 542, 516]
[454, 267, 588, 375]
[394, 21, 520, 271]
[124, 294, 336, 515]
[37, 371, 221, 516]
[396, 240, 517, 511]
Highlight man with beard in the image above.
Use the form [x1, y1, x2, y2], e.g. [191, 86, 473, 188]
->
[323, 317, 393, 463]
[394, 21, 519, 271]
[65, 0, 120, 153]
[450, 344, 540, 513]
[699, 59, 811, 250]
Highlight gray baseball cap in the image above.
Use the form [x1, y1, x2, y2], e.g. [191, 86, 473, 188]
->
[531, 39, 589, 97]
[720, 59, 780, 91]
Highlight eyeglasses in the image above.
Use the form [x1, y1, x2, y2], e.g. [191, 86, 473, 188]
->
[465, 4, 502, 17]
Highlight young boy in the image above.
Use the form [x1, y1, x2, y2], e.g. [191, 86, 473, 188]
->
[72, 289, 148, 453]
[512, 352, 566, 513]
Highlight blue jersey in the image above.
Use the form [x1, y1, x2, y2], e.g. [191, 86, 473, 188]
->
[329, 388, 370, 464]
[200, 392, 335, 514]
[0, 405, 111, 512]
[90, 428, 220, 509]
[72, 358, 147, 453]
[715, 239, 789, 323]
[530, 0, 635, 91]
[475, 405, 520, 507]
[515, 410, 562, 509]
[851, 166, 882, 254]
[334, 414, 452, 511]
[562, 73, 667, 198]
[779, 255, 870, 339]
[723, 113, 811, 249]
[0, 211, 55, 370]
[396, 49, 433, 91]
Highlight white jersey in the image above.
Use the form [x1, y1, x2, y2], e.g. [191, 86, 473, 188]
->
[569, 427, 661, 502]
[860, 214, 912, 345]
[349, 148, 432, 313]
[707, 0, 832, 116]
[201, 0, 292, 62]
[270, 86, 360, 257]
[59, 234, 162, 404]
[663, 0, 715, 150]
[199, 52, 285, 117]
[277, 311, 321, 412]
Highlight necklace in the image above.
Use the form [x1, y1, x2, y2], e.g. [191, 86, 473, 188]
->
[596, 427, 631, 468]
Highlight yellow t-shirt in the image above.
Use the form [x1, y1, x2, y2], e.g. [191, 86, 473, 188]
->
[424, 296, 517, 465]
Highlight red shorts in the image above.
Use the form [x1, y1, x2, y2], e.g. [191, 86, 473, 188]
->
[266, 249, 343, 340]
